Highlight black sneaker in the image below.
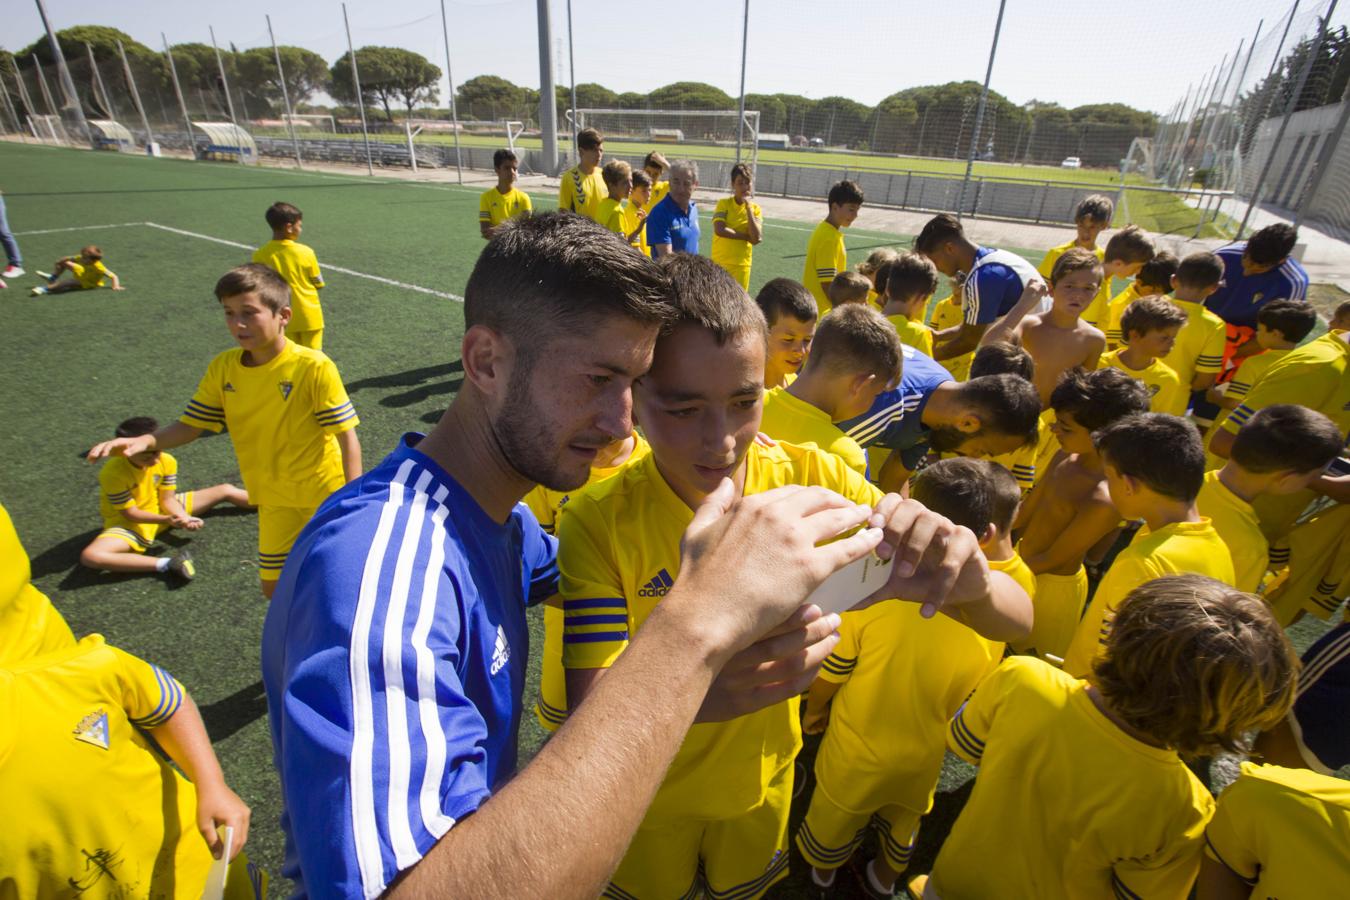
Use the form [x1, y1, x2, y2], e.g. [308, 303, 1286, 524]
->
[846, 856, 896, 899]
[167, 551, 196, 582]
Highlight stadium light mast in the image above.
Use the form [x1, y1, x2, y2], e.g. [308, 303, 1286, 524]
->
[33, 0, 90, 144]
[956, 0, 1007, 219]
[536, 0, 559, 174]
[439, 0, 465, 183]
[736, 0, 750, 162]
[567, 0, 578, 155]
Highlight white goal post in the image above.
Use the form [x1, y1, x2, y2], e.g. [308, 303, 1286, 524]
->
[284, 113, 337, 133]
[571, 108, 761, 171]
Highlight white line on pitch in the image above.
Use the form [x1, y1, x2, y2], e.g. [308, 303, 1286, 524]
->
[14, 222, 143, 236]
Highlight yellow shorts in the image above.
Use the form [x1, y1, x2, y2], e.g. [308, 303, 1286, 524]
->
[286, 327, 324, 351]
[1267, 505, 1350, 625]
[796, 785, 921, 873]
[605, 761, 793, 900]
[720, 264, 751, 291]
[1016, 566, 1088, 663]
[534, 604, 568, 731]
[223, 852, 268, 900]
[258, 504, 316, 581]
[99, 492, 196, 552]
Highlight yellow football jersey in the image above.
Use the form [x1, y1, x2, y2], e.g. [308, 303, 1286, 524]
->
[98, 452, 178, 528]
[478, 185, 532, 230]
[622, 201, 649, 256]
[252, 239, 325, 335]
[711, 196, 762, 274]
[179, 341, 357, 508]
[759, 386, 867, 475]
[1103, 283, 1141, 347]
[1224, 347, 1291, 406]
[988, 417, 1056, 496]
[803, 220, 847, 313]
[928, 294, 972, 380]
[1196, 470, 1267, 594]
[1161, 297, 1226, 390]
[934, 656, 1214, 899]
[644, 179, 670, 213]
[1063, 518, 1234, 678]
[887, 313, 934, 357]
[71, 258, 110, 289]
[0, 503, 74, 666]
[1103, 347, 1186, 415]
[559, 441, 882, 823]
[558, 164, 606, 222]
[1205, 763, 1350, 897]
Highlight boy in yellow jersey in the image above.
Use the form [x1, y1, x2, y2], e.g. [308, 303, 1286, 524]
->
[1104, 295, 1188, 413]
[797, 458, 1032, 897]
[559, 254, 1032, 900]
[80, 415, 250, 581]
[1037, 194, 1112, 310]
[1104, 251, 1177, 348]
[87, 264, 362, 598]
[252, 202, 327, 350]
[1207, 299, 1315, 414]
[879, 252, 938, 356]
[1198, 405, 1343, 594]
[642, 150, 671, 212]
[760, 303, 901, 476]
[804, 180, 863, 313]
[828, 270, 872, 308]
[1015, 369, 1151, 663]
[1063, 413, 1236, 678]
[479, 148, 532, 240]
[597, 159, 640, 247]
[522, 429, 650, 731]
[711, 163, 763, 289]
[1160, 251, 1227, 413]
[627, 171, 653, 255]
[858, 248, 900, 309]
[0, 633, 264, 898]
[1041, 218, 1155, 331]
[0, 501, 74, 665]
[558, 127, 605, 222]
[1200, 763, 1350, 899]
[971, 343, 1046, 495]
[927, 284, 972, 379]
[755, 277, 818, 389]
[31, 243, 123, 295]
[918, 574, 1297, 900]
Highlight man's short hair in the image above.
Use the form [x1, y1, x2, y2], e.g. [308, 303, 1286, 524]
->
[215, 263, 292, 313]
[756, 278, 818, 326]
[913, 214, 964, 255]
[885, 251, 940, 303]
[1175, 251, 1224, 289]
[910, 457, 1020, 536]
[1094, 413, 1205, 502]
[1050, 367, 1151, 432]
[801, 303, 902, 383]
[970, 342, 1034, 381]
[264, 202, 303, 230]
[1245, 223, 1298, 267]
[1102, 225, 1155, 265]
[1051, 246, 1105, 285]
[1121, 295, 1188, 342]
[1231, 405, 1344, 475]
[1136, 251, 1179, 294]
[116, 416, 158, 438]
[670, 159, 699, 182]
[730, 162, 753, 184]
[602, 159, 632, 189]
[1256, 299, 1317, 343]
[643, 151, 669, 172]
[577, 127, 603, 150]
[660, 253, 766, 345]
[827, 180, 864, 207]
[464, 213, 672, 362]
[828, 271, 872, 306]
[956, 374, 1043, 445]
[1075, 194, 1114, 225]
[492, 148, 518, 170]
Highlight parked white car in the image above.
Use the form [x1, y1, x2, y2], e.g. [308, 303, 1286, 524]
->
[1061, 156, 1082, 169]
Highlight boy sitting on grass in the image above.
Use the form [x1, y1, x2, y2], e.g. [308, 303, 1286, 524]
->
[32, 244, 122, 295]
[880, 251, 938, 356]
[755, 277, 818, 389]
[1104, 295, 1189, 414]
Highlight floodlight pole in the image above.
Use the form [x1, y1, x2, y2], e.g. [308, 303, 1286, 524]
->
[1216, 19, 1265, 186]
[32, 58, 57, 117]
[11, 62, 37, 118]
[536, 0, 559, 174]
[209, 27, 244, 165]
[162, 35, 196, 157]
[85, 43, 117, 120]
[266, 15, 303, 168]
[736, 0, 750, 162]
[567, 0, 578, 155]
[342, 3, 375, 176]
[439, 0, 464, 183]
[33, 0, 90, 143]
[116, 39, 154, 149]
[956, 0, 1006, 219]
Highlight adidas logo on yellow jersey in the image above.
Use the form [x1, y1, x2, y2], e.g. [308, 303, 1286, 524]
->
[639, 568, 674, 598]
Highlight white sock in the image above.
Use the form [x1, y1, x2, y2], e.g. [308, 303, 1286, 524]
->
[155, 557, 171, 572]
[811, 867, 836, 888]
[866, 859, 892, 895]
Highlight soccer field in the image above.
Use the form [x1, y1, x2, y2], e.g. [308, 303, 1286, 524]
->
[0, 140, 1336, 898]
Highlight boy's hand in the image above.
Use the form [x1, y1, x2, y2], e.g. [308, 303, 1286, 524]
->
[111, 285, 126, 291]
[802, 703, 830, 734]
[635, 207, 647, 222]
[173, 514, 205, 531]
[86, 435, 153, 462]
[1015, 278, 1049, 310]
[196, 780, 251, 861]
[863, 493, 992, 618]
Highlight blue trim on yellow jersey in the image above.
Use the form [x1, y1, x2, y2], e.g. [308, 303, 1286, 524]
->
[950, 706, 985, 760]
[797, 821, 861, 864]
[131, 665, 183, 728]
[707, 849, 789, 899]
[565, 614, 628, 626]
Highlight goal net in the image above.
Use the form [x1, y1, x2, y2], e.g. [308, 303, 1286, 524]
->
[571, 108, 761, 171]
[284, 113, 337, 133]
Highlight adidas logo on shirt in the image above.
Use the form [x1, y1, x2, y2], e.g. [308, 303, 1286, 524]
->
[639, 568, 674, 598]
[223, 382, 236, 392]
[490, 625, 511, 676]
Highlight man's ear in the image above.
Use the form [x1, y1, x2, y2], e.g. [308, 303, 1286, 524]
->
[461, 324, 512, 399]
[957, 413, 982, 435]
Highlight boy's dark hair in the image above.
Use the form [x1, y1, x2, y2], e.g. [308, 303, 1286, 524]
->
[913, 214, 964, 255]
[1074, 194, 1114, 225]
[1050, 367, 1151, 432]
[1175, 251, 1224, 290]
[1135, 251, 1179, 293]
[492, 148, 518, 169]
[1256, 299, 1317, 343]
[264, 202, 303, 230]
[631, 169, 652, 189]
[1094, 413, 1205, 502]
[910, 457, 1020, 537]
[955, 375, 1042, 445]
[80, 245, 103, 261]
[755, 278, 818, 326]
[643, 151, 669, 172]
[215, 263, 292, 313]
[1121, 295, 1188, 342]
[577, 127, 603, 150]
[828, 271, 872, 306]
[465, 213, 672, 364]
[827, 180, 864, 207]
[970, 342, 1035, 381]
[1103, 225, 1154, 265]
[1050, 246, 1105, 285]
[115, 416, 158, 438]
[730, 162, 753, 184]
[660, 253, 766, 345]
[1231, 405, 1344, 475]
[885, 251, 940, 303]
[1333, 299, 1350, 322]
[1245, 223, 1298, 266]
[801, 303, 902, 383]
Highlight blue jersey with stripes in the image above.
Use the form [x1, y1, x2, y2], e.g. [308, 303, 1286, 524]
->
[839, 345, 953, 470]
[261, 433, 558, 898]
[963, 247, 1041, 325]
[1204, 243, 1310, 329]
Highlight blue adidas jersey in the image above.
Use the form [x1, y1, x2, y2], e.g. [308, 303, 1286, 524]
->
[645, 194, 701, 253]
[1204, 243, 1310, 329]
[963, 247, 1040, 325]
[262, 433, 558, 899]
[839, 345, 953, 469]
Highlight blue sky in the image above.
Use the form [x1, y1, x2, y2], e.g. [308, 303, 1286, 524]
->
[7, 0, 1346, 114]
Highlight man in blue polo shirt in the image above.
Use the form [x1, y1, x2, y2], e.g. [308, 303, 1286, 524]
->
[647, 159, 701, 257]
[1207, 223, 1310, 354]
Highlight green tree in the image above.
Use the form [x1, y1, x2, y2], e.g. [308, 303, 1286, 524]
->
[617, 91, 648, 110]
[806, 96, 871, 146]
[647, 82, 734, 110]
[330, 47, 440, 120]
[456, 74, 531, 120]
[575, 82, 618, 109]
[234, 46, 329, 114]
[744, 92, 787, 132]
[15, 26, 167, 120]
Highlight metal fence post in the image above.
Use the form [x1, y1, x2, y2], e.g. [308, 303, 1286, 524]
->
[439, 0, 464, 183]
[208, 27, 244, 165]
[266, 15, 303, 168]
[957, 0, 1007, 218]
[115, 40, 153, 149]
[341, 3, 374, 176]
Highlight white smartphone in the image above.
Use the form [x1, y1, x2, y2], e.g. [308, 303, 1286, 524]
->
[805, 551, 894, 616]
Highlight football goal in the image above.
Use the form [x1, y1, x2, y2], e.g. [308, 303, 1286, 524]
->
[571, 108, 761, 169]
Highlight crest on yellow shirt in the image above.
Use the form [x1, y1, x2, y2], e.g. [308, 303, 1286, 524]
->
[279, 380, 293, 401]
[73, 708, 110, 750]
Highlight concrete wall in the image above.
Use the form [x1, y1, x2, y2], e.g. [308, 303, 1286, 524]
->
[1240, 100, 1350, 235]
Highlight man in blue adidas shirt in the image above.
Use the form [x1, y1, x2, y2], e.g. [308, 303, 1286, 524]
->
[916, 213, 1044, 363]
[1207, 222, 1310, 354]
[262, 213, 1003, 898]
[647, 160, 701, 257]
